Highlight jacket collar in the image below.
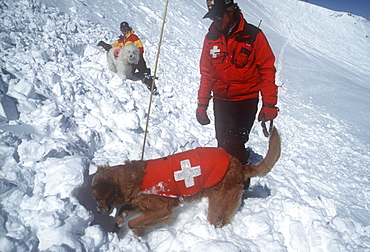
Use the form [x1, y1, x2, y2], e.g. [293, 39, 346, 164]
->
[124, 30, 135, 39]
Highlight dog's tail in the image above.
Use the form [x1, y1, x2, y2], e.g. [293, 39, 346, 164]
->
[243, 127, 281, 178]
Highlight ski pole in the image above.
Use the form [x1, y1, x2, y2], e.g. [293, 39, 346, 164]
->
[141, 0, 170, 160]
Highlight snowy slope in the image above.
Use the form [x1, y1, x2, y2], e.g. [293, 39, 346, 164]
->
[1, 0, 370, 251]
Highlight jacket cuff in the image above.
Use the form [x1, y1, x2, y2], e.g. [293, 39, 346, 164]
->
[197, 98, 210, 107]
[262, 95, 277, 106]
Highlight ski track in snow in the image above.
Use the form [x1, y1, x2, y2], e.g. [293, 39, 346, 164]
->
[1, 0, 370, 251]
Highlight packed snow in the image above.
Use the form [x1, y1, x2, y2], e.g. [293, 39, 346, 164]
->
[1, 0, 370, 251]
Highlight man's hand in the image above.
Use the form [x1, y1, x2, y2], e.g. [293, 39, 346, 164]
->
[258, 105, 279, 122]
[97, 41, 112, 51]
[196, 105, 210, 125]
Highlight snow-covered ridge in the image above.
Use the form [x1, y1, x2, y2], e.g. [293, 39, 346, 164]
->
[1, 0, 370, 251]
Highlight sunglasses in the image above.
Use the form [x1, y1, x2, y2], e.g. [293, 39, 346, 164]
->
[210, 10, 233, 21]
[210, 15, 224, 21]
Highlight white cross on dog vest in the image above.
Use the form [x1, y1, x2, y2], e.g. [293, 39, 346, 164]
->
[174, 159, 201, 188]
[140, 147, 230, 198]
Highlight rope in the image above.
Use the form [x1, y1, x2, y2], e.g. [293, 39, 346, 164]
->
[90, 48, 103, 56]
[141, 0, 170, 160]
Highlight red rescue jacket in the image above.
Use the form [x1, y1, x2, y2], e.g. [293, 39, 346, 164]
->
[198, 13, 277, 106]
[140, 147, 230, 198]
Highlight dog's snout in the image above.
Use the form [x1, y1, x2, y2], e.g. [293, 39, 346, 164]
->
[97, 206, 104, 214]
[96, 203, 113, 214]
[96, 203, 108, 214]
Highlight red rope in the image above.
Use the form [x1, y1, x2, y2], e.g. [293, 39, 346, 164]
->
[90, 48, 104, 56]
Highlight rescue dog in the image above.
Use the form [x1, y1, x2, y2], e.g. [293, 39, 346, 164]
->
[107, 44, 140, 80]
[92, 127, 281, 236]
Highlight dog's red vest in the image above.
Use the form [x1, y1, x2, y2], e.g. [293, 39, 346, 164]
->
[113, 49, 120, 59]
[140, 147, 230, 198]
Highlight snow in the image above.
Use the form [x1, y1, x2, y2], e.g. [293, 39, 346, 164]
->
[1, 0, 370, 251]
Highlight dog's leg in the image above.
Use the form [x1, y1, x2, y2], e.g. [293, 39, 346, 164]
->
[207, 184, 244, 227]
[116, 203, 137, 228]
[205, 157, 245, 227]
[118, 73, 127, 81]
[116, 61, 127, 81]
[108, 59, 118, 73]
[128, 195, 179, 236]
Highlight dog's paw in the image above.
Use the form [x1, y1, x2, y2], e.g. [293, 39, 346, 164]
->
[119, 75, 127, 81]
[109, 67, 117, 73]
[132, 227, 145, 237]
[115, 213, 126, 228]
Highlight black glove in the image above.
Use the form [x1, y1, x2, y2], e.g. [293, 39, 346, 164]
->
[196, 105, 210, 125]
[97, 41, 107, 47]
[97, 41, 112, 51]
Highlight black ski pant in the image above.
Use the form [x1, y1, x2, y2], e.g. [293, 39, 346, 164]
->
[131, 57, 150, 81]
[213, 97, 259, 165]
[136, 57, 149, 75]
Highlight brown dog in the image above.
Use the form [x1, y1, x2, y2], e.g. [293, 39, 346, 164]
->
[92, 127, 280, 236]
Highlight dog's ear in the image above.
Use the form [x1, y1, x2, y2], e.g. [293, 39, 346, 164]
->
[92, 167, 110, 190]
[92, 177, 116, 199]
[120, 161, 146, 201]
[92, 180, 106, 193]
[121, 168, 139, 201]
[92, 175, 105, 190]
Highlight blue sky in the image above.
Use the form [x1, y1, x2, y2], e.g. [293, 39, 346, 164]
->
[307, 0, 370, 20]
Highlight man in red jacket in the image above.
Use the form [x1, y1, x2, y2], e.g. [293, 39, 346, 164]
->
[196, 0, 278, 187]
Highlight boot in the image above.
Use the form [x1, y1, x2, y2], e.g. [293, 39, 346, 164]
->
[143, 73, 158, 93]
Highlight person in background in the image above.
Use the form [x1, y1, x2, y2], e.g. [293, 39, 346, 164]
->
[98, 22, 156, 91]
[196, 0, 279, 189]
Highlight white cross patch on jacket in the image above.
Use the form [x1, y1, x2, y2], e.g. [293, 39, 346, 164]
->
[210, 46, 220, 58]
[174, 159, 201, 188]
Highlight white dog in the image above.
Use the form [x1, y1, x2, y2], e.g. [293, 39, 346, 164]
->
[107, 44, 140, 81]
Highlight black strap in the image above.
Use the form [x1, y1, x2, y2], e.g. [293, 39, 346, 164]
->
[261, 116, 274, 138]
[263, 104, 279, 111]
[261, 105, 278, 137]
[236, 23, 261, 45]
